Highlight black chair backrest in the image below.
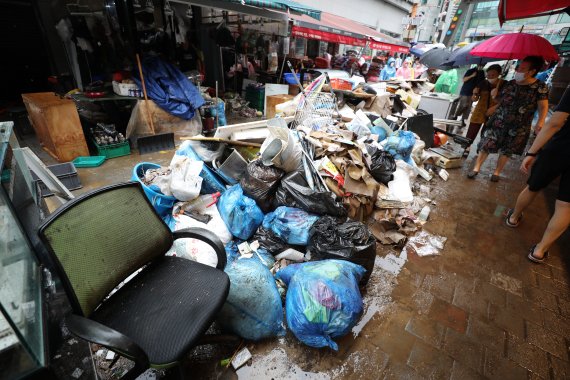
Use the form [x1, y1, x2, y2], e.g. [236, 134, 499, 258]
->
[39, 182, 173, 316]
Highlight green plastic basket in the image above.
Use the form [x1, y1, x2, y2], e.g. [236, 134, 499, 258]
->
[72, 156, 106, 168]
[94, 140, 131, 159]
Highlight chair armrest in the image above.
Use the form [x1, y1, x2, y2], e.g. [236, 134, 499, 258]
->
[172, 227, 227, 270]
[65, 314, 149, 370]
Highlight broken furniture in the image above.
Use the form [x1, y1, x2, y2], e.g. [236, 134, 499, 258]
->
[38, 182, 231, 379]
[21, 93, 89, 162]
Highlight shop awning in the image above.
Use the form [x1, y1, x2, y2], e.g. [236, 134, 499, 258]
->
[288, 11, 409, 53]
[228, 0, 321, 20]
[498, 0, 569, 25]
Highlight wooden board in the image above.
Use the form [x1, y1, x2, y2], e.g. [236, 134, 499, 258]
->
[22, 92, 89, 162]
[266, 94, 294, 119]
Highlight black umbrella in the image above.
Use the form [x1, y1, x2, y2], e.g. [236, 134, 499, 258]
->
[440, 41, 502, 68]
[419, 48, 452, 69]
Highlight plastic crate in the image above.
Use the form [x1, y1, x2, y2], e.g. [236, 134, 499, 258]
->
[30, 163, 82, 197]
[245, 87, 265, 112]
[94, 140, 131, 159]
[330, 78, 353, 91]
[72, 156, 106, 168]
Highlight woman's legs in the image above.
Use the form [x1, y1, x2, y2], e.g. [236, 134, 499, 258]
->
[471, 151, 489, 173]
[493, 154, 510, 176]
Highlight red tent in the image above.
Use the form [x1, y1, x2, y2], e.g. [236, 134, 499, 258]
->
[498, 0, 569, 25]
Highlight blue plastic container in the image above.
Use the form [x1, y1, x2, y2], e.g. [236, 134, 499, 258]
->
[283, 73, 301, 85]
[132, 162, 177, 217]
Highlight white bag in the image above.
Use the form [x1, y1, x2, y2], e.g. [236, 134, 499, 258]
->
[166, 205, 233, 267]
[259, 119, 303, 173]
[169, 155, 203, 201]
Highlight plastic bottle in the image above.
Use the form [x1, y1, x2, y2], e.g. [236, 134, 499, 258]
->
[182, 192, 221, 213]
[418, 205, 431, 222]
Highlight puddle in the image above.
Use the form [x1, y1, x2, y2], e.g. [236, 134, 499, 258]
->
[352, 256, 395, 337]
[236, 348, 330, 379]
[376, 251, 407, 275]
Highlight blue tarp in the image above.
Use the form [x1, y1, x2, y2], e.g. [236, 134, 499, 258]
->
[134, 56, 205, 120]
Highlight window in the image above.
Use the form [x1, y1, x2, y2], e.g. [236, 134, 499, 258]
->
[557, 13, 570, 24]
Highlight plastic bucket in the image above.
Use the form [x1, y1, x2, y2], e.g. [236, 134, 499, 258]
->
[283, 72, 301, 85]
[132, 162, 177, 217]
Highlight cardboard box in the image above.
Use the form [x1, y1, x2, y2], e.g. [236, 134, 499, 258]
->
[266, 94, 294, 119]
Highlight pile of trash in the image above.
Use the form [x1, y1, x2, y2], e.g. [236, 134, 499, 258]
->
[132, 74, 450, 352]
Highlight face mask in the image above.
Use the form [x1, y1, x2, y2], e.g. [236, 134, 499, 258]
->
[390, 63, 394, 67]
[487, 78, 498, 84]
[514, 71, 527, 82]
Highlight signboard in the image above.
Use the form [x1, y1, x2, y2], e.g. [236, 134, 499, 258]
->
[291, 26, 366, 46]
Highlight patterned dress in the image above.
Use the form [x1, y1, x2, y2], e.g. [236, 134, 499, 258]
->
[478, 79, 549, 156]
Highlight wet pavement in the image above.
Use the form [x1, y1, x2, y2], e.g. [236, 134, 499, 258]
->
[25, 137, 570, 379]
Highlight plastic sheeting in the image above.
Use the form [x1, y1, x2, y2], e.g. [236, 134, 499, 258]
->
[133, 56, 205, 120]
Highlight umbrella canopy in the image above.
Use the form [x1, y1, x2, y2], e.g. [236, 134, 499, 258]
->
[441, 41, 502, 68]
[419, 48, 451, 68]
[410, 43, 446, 57]
[498, 0, 569, 25]
[470, 33, 559, 62]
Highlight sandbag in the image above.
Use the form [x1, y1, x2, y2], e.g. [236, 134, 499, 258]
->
[275, 260, 365, 350]
[366, 145, 396, 185]
[218, 185, 264, 240]
[274, 172, 347, 217]
[262, 207, 320, 246]
[217, 249, 285, 341]
[241, 160, 285, 213]
[308, 216, 376, 286]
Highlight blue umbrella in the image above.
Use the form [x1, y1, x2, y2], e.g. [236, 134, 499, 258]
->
[440, 41, 501, 68]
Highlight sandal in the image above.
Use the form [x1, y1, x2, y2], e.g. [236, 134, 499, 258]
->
[505, 208, 523, 228]
[467, 171, 479, 179]
[490, 175, 500, 182]
[527, 245, 549, 263]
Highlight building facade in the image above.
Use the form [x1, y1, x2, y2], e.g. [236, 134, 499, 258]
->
[294, 0, 415, 39]
[461, 0, 570, 45]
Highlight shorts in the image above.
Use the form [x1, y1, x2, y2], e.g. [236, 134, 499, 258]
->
[527, 149, 570, 202]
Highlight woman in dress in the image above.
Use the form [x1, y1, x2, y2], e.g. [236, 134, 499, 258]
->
[468, 56, 549, 182]
[463, 64, 504, 155]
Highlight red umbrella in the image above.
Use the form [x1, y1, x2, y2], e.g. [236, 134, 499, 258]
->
[498, 0, 569, 26]
[469, 33, 560, 62]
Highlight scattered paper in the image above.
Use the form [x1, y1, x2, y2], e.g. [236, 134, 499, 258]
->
[403, 231, 447, 257]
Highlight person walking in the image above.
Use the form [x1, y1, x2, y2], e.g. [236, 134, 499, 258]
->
[454, 65, 485, 127]
[505, 87, 570, 263]
[463, 64, 504, 155]
[380, 58, 396, 81]
[396, 58, 415, 80]
[467, 56, 549, 182]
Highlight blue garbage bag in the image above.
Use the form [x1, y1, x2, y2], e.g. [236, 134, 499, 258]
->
[370, 125, 388, 142]
[217, 254, 285, 341]
[218, 185, 264, 240]
[262, 207, 320, 246]
[276, 260, 365, 350]
[383, 130, 416, 164]
[176, 141, 226, 194]
[133, 56, 205, 120]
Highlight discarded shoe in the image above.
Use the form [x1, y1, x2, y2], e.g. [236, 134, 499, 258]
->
[505, 208, 523, 228]
[527, 245, 549, 263]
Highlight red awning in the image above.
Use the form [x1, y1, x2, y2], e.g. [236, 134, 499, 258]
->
[369, 40, 410, 54]
[287, 10, 409, 53]
[291, 25, 366, 46]
[498, 0, 569, 25]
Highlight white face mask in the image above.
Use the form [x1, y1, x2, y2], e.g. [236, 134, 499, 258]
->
[514, 71, 527, 82]
[487, 77, 498, 84]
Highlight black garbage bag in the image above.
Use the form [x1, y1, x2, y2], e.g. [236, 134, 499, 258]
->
[275, 172, 347, 217]
[366, 145, 396, 185]
[308, 216, 377, 286]
[241, 160, 285, 213]
[252, 226, 305, 256]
